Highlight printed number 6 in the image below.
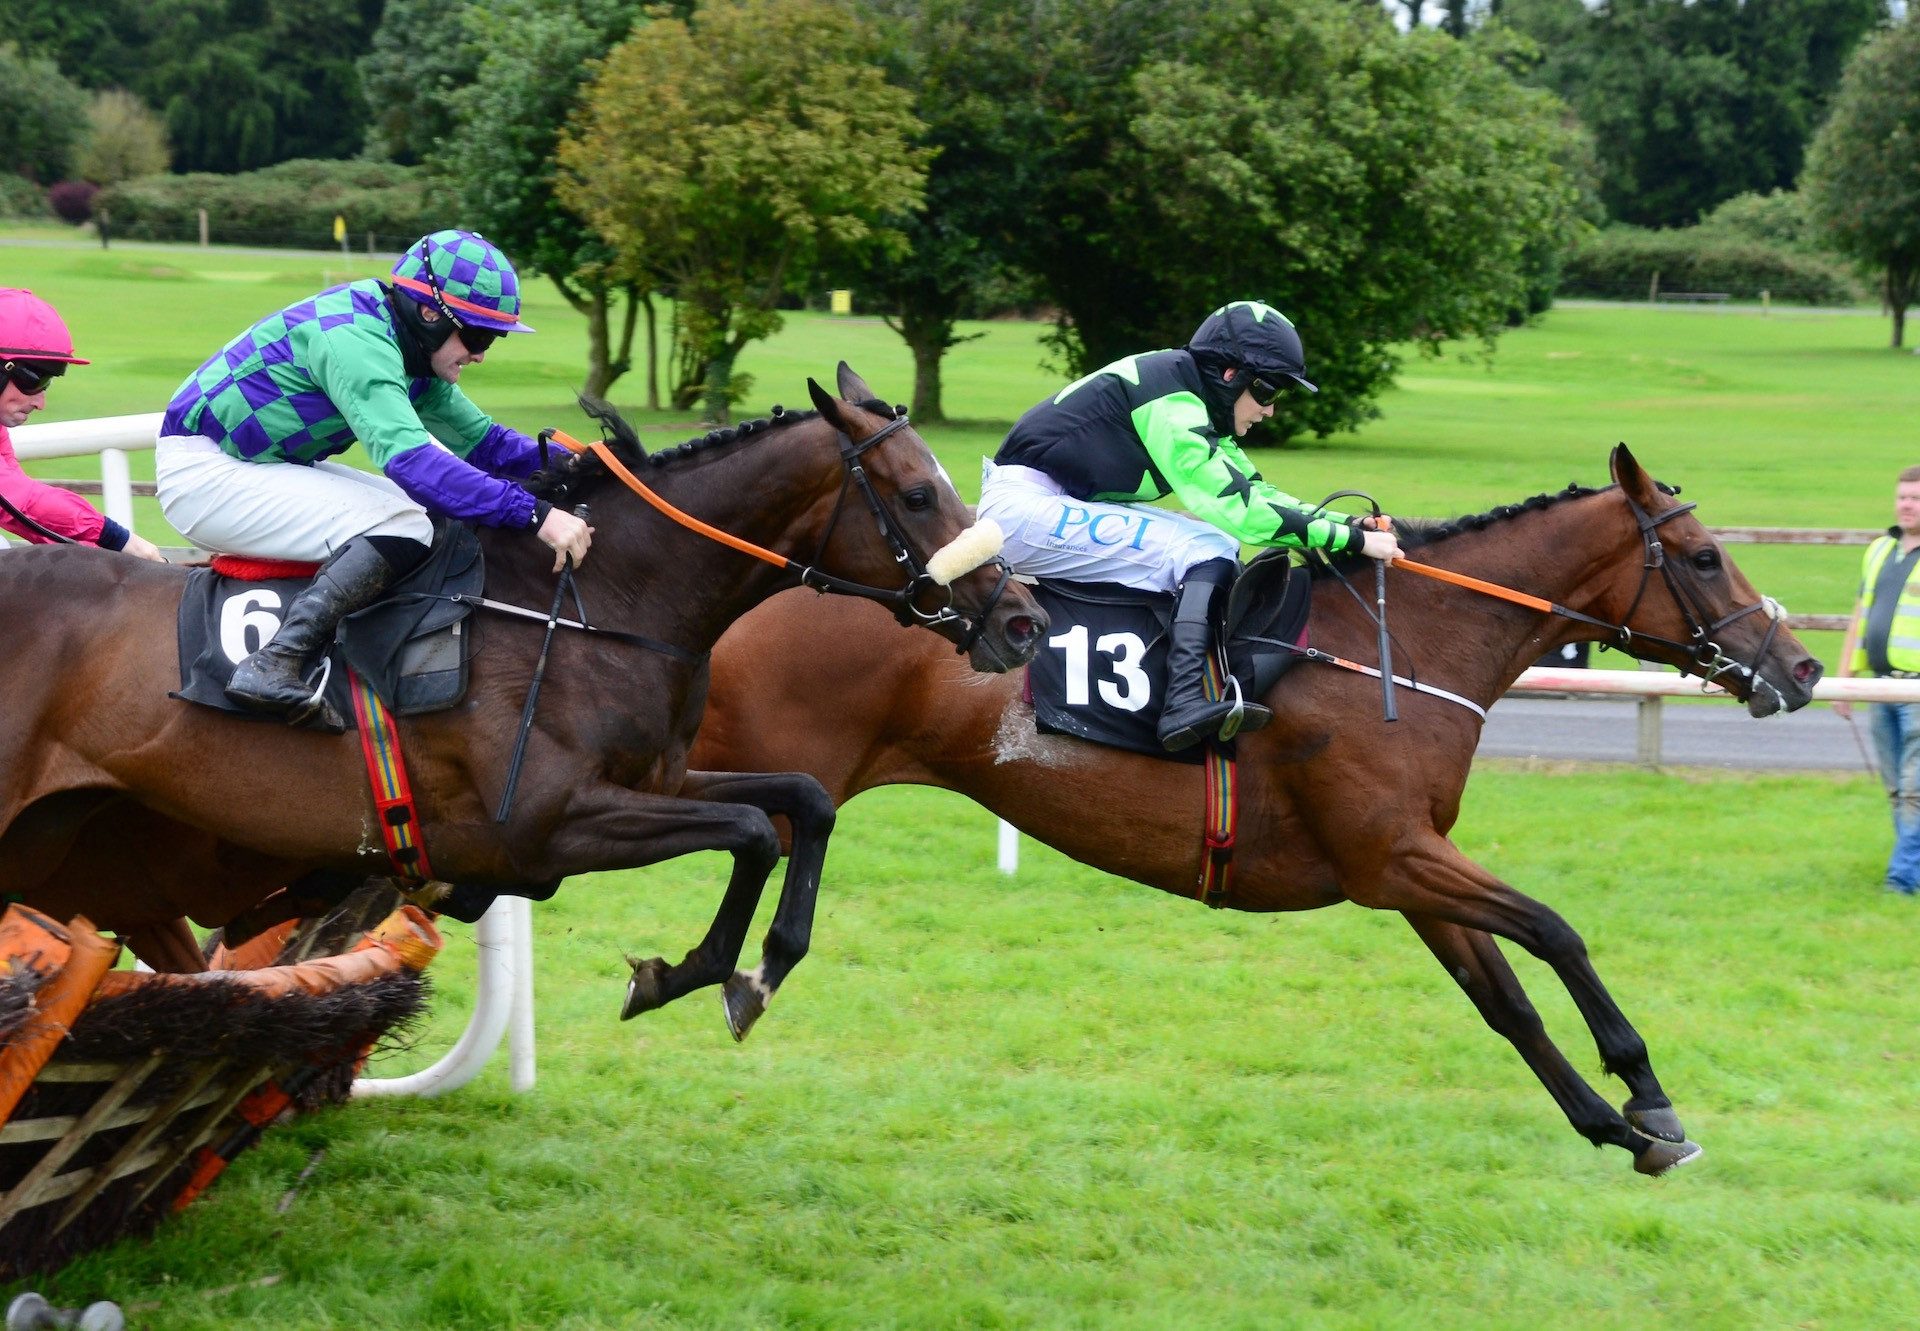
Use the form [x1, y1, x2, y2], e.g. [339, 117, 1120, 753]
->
[1048, 625, 1152, 712]
[220, 589, 284, 663]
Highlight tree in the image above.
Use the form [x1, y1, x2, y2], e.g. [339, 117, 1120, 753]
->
[0, 43, 90, 183]
[1803, 17, 1920, 348]
[434, 0, 649, 401]
[133, 0, 383, 173]
[8, 0, 144, 91]
[358, 0, 486, 166]
[976, 0, 1583, 441]
[1498, 0, 1887, 227]
[77, 90, 172, 185]
[558, 0, 929, 421]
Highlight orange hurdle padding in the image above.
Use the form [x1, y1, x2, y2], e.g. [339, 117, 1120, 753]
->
[91, 906, 444, 1002]
[0, 911, 120, 1122]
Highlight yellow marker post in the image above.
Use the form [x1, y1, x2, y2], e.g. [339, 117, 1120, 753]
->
[829, 289, 852, 315]
[333, 214, 347, 256]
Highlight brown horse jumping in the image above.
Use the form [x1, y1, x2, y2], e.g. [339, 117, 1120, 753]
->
[692, 445, 1821, 1174]
[0, 365, 1044, 1034]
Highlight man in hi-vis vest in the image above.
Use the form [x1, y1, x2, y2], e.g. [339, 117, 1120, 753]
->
[1837, 464, 1920, 895]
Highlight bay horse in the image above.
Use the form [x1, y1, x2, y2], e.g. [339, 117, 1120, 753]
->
[691, 445, 1822, 1175]
[0, 365, 1044, 1031]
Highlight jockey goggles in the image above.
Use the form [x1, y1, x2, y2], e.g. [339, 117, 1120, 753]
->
[1246, 374, 1286, 407]
[2, 358, 66, 395]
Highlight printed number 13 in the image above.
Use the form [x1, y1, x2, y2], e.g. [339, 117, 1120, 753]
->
[1048, 625, 1152, 712]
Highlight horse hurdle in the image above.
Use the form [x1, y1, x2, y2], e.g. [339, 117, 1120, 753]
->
[0, 903, 442, 1281]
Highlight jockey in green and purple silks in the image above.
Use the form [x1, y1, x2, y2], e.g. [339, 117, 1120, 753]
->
[155, 229, 594, 732]
[981, 300, 1402, 750]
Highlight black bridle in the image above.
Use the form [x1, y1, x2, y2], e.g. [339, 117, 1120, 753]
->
[1603, 489, 1786, 701]
[800, 411, 1014, 656]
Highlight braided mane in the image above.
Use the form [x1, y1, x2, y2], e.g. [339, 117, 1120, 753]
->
[1393, 483, 1606, 550]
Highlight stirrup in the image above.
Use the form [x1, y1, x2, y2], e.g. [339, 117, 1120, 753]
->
[284, 656, 344, 732]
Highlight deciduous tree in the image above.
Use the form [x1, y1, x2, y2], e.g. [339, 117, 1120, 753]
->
[558, 0, 929, 421]
[1803, 17, 1920, 348]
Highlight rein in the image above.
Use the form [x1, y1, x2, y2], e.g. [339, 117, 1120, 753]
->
[545, 419, 1010, 653]
[0, 487, 78, 545]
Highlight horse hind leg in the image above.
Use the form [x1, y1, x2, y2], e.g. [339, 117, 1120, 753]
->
[1403, 913, 1699, 1177]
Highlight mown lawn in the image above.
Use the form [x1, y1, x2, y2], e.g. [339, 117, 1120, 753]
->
[5, 234, 1918, 1326]
[13, 770, 1919, 1329]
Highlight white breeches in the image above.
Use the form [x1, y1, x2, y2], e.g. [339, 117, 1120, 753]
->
[156, 434, 433, 561]
[976, 460, 1238, 595]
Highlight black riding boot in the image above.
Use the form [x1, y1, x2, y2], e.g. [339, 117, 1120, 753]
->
[224, 538, 399, 732]
[1156, 558, 1272, 751]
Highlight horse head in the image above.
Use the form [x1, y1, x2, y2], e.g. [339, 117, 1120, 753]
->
[803, 363, 1046, 671]
[1603, 444, 1822, 716]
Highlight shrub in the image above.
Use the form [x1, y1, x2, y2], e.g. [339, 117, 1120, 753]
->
[1558, 226, 1864, 305]
[1697, 190, 1813, 251]
[46, 179, 97, 225]
[78, 90, 171, 186]
[0, 173, 46, 219]
[94, 159, 454, 250]
[0, 43, 89, 184]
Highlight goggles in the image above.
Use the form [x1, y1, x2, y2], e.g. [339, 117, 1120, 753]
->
[1246, 374, 1286, 408]
[457, 325, 502, 355]
[2, 359, 66, 395]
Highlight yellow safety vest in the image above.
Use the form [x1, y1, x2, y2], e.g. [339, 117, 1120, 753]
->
[1854, 534, 1920, 674]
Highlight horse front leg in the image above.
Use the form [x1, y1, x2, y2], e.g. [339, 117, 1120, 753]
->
[536, 785, 784, 1029]
[673, 770, 837, 1043]
[1402, 913, 1699, 1176]
[1358, 832, 1698, 1175]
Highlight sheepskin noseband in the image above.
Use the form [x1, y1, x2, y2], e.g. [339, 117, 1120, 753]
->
[925, 518, 1005, 585]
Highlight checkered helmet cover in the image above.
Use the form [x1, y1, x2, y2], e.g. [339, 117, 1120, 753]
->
[390, 229, 534, 333]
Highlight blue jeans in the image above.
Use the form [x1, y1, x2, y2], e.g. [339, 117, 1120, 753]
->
[1868, 701, 1920, 891]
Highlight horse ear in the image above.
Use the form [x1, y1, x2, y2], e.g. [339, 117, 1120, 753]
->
[835, 361, 876, 405]
[807, 377, 848, 430]
[1610, 442, 1656, 503]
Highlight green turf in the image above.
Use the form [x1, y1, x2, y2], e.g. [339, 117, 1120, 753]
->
[5, 235, 1918, 1326]
[12, 770, 1918, 1329]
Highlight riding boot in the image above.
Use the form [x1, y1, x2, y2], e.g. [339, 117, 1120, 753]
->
[224, 538, 399, 732]
[1156, 558, 1272, 752]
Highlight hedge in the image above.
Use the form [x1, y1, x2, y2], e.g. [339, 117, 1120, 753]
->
[0, 174, 46, 220]
[1558, 226, 1865, 305]
[95, 160, 457, 250]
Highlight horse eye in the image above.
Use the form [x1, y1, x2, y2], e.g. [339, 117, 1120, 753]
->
[903, 486, 935, 512]
[1692, 547, 1721, 572]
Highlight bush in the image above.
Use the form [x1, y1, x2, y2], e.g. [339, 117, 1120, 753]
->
[94, 159, 455, 250]
[78, 90, 171, 186]
[0, 43, 89, 184]
[1697, 190, 1813, 251]
[1558, 225, 1865, 305]
[46, 179, 97, 225]
[0, 173, 46, 219]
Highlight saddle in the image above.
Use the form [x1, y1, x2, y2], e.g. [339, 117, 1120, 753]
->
[173, 520, 484, 729]
[1025, 551, 1309, 762]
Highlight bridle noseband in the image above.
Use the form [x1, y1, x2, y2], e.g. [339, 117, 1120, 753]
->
[1609, 490, 1785, 703]
[801, 411, 1013, 655]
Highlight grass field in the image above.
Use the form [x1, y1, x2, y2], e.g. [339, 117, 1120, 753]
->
[5, 232, 1920, 1327]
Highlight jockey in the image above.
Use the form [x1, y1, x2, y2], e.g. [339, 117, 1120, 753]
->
[980, 300, 1401, 750]
[156, 229, 593, 731]
[0, 289, 165, 560]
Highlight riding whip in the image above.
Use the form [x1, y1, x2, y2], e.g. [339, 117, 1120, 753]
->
[1375, 526, 1398, 724]
[496, 504, 590, 824]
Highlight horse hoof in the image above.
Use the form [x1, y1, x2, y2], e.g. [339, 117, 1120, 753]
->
[1626, 1104, 1687, 1143]
[1633, 1136, 1704, 1177]
[722, 972, 767, 1043]
[621, 955, 670, 1021]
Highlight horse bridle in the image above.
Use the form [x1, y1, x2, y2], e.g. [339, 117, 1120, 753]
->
[800, 411, 1014, 655]
[1603, 489, 1786, 700]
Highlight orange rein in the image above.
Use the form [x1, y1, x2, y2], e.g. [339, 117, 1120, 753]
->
[545, 428, 790, 570]
[1387, 556, 1558, 614]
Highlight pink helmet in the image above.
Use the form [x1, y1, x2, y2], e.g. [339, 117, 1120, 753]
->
[0, 289, 88, 365]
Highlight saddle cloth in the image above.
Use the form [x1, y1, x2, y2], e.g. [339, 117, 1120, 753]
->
[1025, 551, 1310, 763]
[173, 521, 484, 727]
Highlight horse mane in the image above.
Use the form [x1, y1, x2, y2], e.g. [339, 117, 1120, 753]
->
[1392, 482, 1605, 550]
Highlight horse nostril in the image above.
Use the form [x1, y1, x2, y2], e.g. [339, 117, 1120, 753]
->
[1792, 657, 1821, 685]
[1007, 614, 1037, 645]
